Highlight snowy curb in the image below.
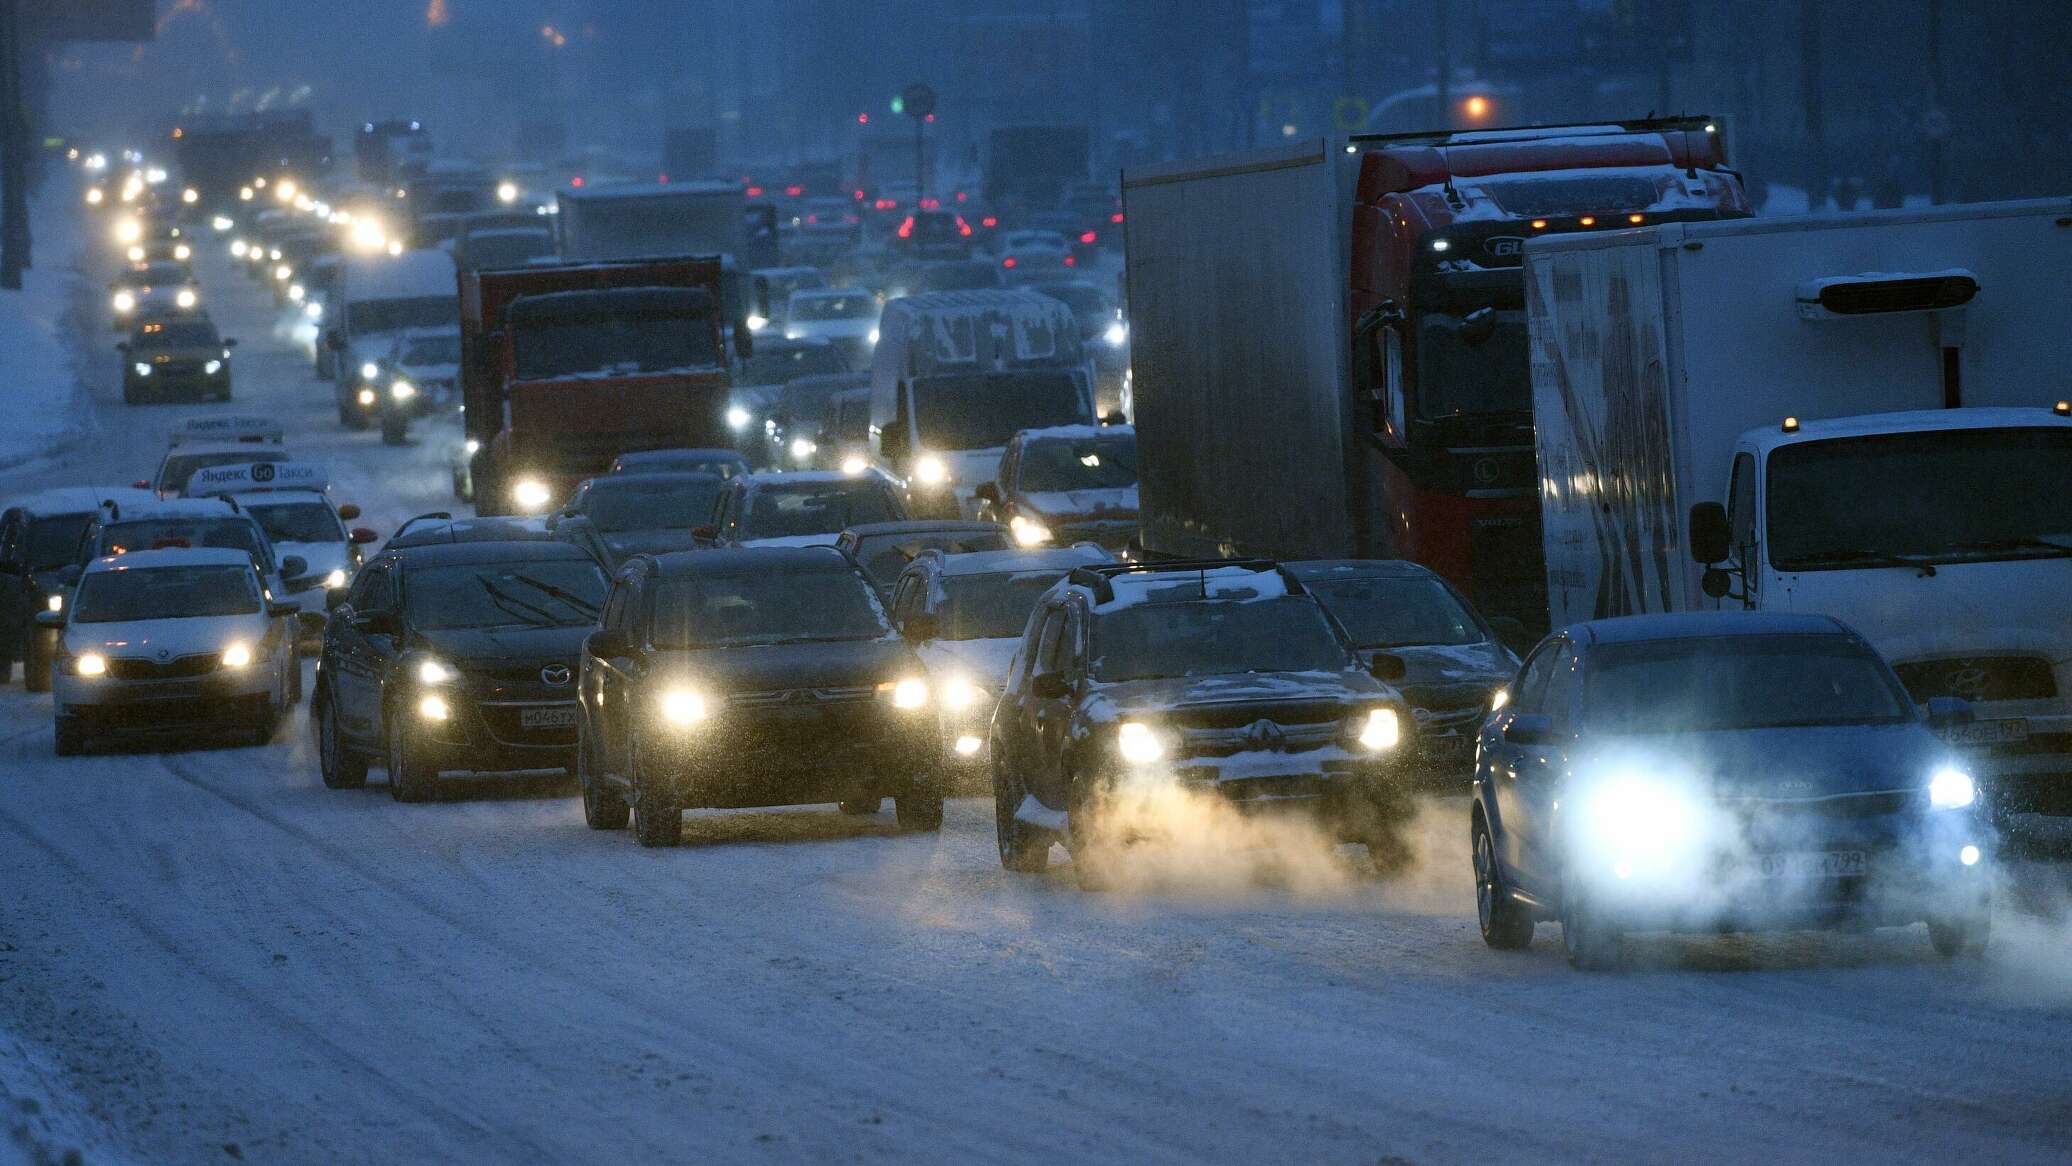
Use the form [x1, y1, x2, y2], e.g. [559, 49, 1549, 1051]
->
[0, 180, 102, 475]
[0, 1028, 129, 1166]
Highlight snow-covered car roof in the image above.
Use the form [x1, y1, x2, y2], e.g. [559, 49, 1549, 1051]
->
[931, 544, 1111, 578]
[6, 486, 158, 518]
[1015, 424, 1132, 444]
[167, 415, 284, 446]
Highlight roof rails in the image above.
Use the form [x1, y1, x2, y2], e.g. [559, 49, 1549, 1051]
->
[1348, 114, 1717, 149]
[1064, 558, 1302, 604]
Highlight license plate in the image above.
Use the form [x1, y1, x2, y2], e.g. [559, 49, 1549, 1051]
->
[1754, 851, 1867, 880]
[1424, 735, 1473, 759]
[519, 707, 579, 730]
[1945, 718, 2029, 747]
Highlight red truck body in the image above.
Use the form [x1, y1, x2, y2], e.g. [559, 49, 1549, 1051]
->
[459, 256, 733, 514]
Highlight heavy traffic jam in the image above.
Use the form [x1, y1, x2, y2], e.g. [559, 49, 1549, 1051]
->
[3, 5, 2069, 1161]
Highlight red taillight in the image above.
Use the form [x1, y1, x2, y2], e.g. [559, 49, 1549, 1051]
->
[784, 184, 804, 197]
[981, 216, 998, 228]
[874, 198, 898, 211]
[919, 197, 940, 210]
[570, 176, 585, 187]
[1111, 212, 1125, 224]
[857, 113, 870, 125]
[1002, 256, 1018, 269]
[853, 189, 866, 200]
[1079, 231, 1097, 245]
[956, 216, 972, 237]
[1063, 255, 1077, 266]
[955, 191, 968, 203]
[657, 172, 670, 184]
[745, 185, 764, 198]
[805, 214, 819, 224]
[896, 216, 915, 239]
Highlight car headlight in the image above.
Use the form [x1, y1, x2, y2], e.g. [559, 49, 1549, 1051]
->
[220, 643, 253, 669]
[840, 455, 867, 477]
[745, 313, 769, 332]
[204, 360, 222, 375]
[496, 181, 520, 204]
[883, 678, 930, 711]
[417, 659, 453, 684]
[1929, 767, 1977, 810]
[954, 735, 984, 756]
[511, 478, 552, 511]
[725, 405, 752, 431]
[46, 594, 63, 613]
[288, 283, 305, 302]
[357, 387, 378, 406]
[274, 264, 293, 282]
[463, 438, 481, 456]
[126, 244, 145, 262]
[112, 291, 136, 313]
[867, 327, 880, 346]
[1117, 721, 1166, 764]
[231, 239, 249, 257]
[304, 301, 324, 320]
[85, 188, 104, 206]
[176, 289, 198, 309]
[115, 218, 142, 244]
[941, 677, 985, 711]
[1104, 321, 1129, 348]
[360, 361, 381, 381]
[790, 437, 817, 461]
[323, 568, 348, 589]
[1574, 772, 1701, 864]
[174, 243, 191, 260]
[213, 215, 234, 232]
[418, 694, 451, 721]
[914, 455, 948, 486]
[75, 652, 107, 677]
[1356, 707, 1401, 751]
[1009, 515, 1052, 546]
[660, 688, 710, 726]
[133, 362, 152, 377]
[391, 379, 417, 401]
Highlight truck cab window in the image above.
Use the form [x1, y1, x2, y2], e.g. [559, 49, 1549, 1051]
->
[1727, 452, 1756, 555]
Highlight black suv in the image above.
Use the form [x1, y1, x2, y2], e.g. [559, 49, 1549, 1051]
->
[989, 560, 1418, 884]
[313, 539, 610, 801]
[576, 547, 940, 847]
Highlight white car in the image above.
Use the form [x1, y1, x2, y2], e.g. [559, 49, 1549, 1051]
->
[151, 415, 289, 498]
[783, 288, 881, 366]
[230, 486, 377, 617]
[997, 230, 1073, 281]
[45, 548, 297, 754]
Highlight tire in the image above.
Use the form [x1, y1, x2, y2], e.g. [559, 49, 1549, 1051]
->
[629, 735, 681, 848]
[1927, 913, 1991, 959]
[24, 630, 53, 694]
[1473, 818, 1536, 951]
[992, 755, 1050, 873]
[894, 785, 944, 832]
[1560, 873, 1624, 972]
[316, 691, 367, 790]
[386, 713, 440, 803]
[53, 716, 84, 757]
[838, 798, 881, 816]
[577, 731, 629, 830]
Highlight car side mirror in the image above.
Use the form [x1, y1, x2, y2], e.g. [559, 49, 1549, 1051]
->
[1925, 696, 1975, 728]
[279, 555, 308, 579]
[349, 527, 379, 544]
[585, 628, 630, 660]
[973, 482, 1001, 506]
[902, 612, 939, 642]
[1689, 501, 1731, 565]
[691, 524, 720, 544]
[352, 611, 399, 636]
[1031, 672, 1071, 700]
[224, 338, 239, 348]
[337, 503, 361, 521]
[1503, 713, 1553, 746]
[267, 600, 299, 619]
[1368, 652, 1408, 682]
[34, 609, 65, 629]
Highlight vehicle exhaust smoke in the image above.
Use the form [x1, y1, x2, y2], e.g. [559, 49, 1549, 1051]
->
[1068, 777, 1377, 899]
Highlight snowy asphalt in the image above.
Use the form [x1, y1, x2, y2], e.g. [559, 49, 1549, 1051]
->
[2, 233, 2071, 1165]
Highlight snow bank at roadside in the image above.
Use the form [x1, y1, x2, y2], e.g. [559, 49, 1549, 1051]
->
[1, 1027, 133, 1166]
[0, 180, 96, 472]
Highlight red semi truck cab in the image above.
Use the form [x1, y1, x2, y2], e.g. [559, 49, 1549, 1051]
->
[460, 257, 735, 516]
[1347, 117, 1750, 629]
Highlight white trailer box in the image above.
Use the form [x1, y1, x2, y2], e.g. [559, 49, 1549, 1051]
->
[1526, 197, 2072, 808]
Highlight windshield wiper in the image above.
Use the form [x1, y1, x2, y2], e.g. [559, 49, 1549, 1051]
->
[476, 577, 561, 626]
[1942, 536, 2072, 559]
[1781, 549, 1938, 576]
[509, 574, 601, 616]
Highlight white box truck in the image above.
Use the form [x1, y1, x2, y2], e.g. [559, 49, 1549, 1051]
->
[1525, 196, 2072, 812]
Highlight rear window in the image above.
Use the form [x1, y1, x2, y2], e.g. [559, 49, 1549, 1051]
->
[744, 482, 901, 539]
[102, 518, 264, 562]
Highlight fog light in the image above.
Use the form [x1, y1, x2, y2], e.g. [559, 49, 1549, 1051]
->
[357, 387, 377, 406]
[954, 735, 983, 756]
[1959, 844, 1981, 867]
[76, 653, 107, 677]
[324, 569, 348, 589]
[220, 643, 253, 668]
[417, 694, 451, 721]
[885, 678, 930, 710]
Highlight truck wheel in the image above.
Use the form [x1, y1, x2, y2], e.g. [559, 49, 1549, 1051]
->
[895, 785, 944, 832]
[1474, 818, 1535, 951]
[23, 630, 53, 694]
[629, 735, 681, 847]
[992, 756, 1050, 872]
[53, 716, 85, 757]
[1560, 874, 1624, 971]
[387, 718, 440, 803]
[316, 691, 367, 790]
[1927, 913, 1990, 958]
[577, 734, 629, 830]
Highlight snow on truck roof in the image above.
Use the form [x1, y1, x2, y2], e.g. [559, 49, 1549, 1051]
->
[880, 290, 1080, 367]
[1525, 195, 2072, 255]
[1747, 407, 2072, 454]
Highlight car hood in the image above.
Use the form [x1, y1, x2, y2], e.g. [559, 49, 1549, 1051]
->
[601, 529, 702, 561]
[1361, 640, 1514, 707]
[742, 533, 842, 549]
[916, 637, 1022, 688]
[652, 637, 914, 693]
[273, 540, 352, 578]
[136, 345, 223, 362]
[409, 624, 594, 668]
[1585, 722, 1954, 800]
[1090, 669, 1388, 720]
[63, 612, 271, 659]
[1020, 487, 1139, 521]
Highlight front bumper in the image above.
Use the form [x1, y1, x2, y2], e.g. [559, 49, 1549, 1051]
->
[56, 664, 278, 734]
[647, 701, 937, 807]
[127, 367, 229, 398]
[408, 686, 580, 773]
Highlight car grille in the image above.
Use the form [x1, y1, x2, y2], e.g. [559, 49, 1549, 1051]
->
[1178, 719, 1342, 758]
[1159, 700, 1345, 733]
[727, 685, 878, 709]
[1891, 656, 2057, 703]
[1729, 791, 1918, 819]
[105, 653, 221, 680]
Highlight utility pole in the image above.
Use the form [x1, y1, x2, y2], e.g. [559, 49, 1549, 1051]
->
[1799, 0, 1827, 211]
[0, 0, 30, 290]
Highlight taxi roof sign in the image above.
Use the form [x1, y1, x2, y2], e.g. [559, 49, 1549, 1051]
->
[184, 461, 329, 497]
[167, 415, 285, 447]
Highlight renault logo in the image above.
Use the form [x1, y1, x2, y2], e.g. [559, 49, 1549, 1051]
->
[1243, 719, 1286, 750]
[540, 664, 573, 687]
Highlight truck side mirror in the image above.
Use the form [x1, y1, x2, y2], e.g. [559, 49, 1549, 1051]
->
[585, 628, 630, 661]
[1688, 502, 1731, 565]
[1031, 672, 1070, 701]
[1503, 713, 1553, 746]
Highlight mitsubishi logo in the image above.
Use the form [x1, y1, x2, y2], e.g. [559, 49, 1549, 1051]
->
[1243, 719, 1287, 751]
[540, 664, 573, 687]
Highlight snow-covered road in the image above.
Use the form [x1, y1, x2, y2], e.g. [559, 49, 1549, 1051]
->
[2, 217, 2071, 1166]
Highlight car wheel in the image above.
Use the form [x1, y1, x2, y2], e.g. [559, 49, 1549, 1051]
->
[316, 690, 367, 789]
[386, 715, 439, 803]
[23, 631, 53, 694]
[838, 798, 881, 816]
[992, 754, 1050, 873]
[894, 785, 943, 832]
[577, 731, 629, 830]
[629, 735, 681, 848]
[53, 716, 85, 757]
[1927, 912, 1991, 958]
[1560, 873, 1624, 971]
[1473, 818, 1535, 951]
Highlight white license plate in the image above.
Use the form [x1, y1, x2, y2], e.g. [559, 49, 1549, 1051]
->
[1946, 718, 2029, 747]
[1754, 851, 1868, 880]
[1424, 735, 1473, 758]
[519, 707, 579, 730]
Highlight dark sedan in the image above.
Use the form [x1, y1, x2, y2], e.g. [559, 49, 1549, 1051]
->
[552, 472, 727, 570]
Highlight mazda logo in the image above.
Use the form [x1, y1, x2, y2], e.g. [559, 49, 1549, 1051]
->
[540, 664, 573, 687]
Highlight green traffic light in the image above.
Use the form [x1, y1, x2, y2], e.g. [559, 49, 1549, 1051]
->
[890, 96, 905, 115]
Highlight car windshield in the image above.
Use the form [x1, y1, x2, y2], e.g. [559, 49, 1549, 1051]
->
[243, 502, 344, 546]
[911, 372, 1086, 451]
[1092, 598, 1351, 681]
[740, 345, 848, 384]
[1587, 636, 1912, 733]
[855, 531, 1011, 587]
[1767, 428, 2072, 569]
[159, 450, 289, 490]
[137, 263, 188, 285]
[790, 293, 876, 322]
[583, 477, 724, 533]
[1303, 575, 1484, 649]
[348, 296, 455, 336]
[906, 214, 966, 245]
[138, 322, 217, 347]
[1019, 434, 1137, 492]
[73, 564, 261, 623]
[514, 314, 718, 379]
[27, 515, 94, 570]
[744, 482, 900, 539]
[404, 560, 607, 629]
[103, 519, 265, 564]
[652, 568, 889, 648]
[1415, 308, 1530, 419]
[401, 335, 461, 365]
[940, 571, 1069, 640]
[779, 378, 864, 421]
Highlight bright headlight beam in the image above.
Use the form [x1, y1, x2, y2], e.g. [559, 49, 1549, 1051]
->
[220, 643, 253, 668]
[1929, 767, 1977, 809]
[661, 689, 709, 725]
[1117, 721, 1165, 764]
[76, 653, 107, 677]
[361, 361, 381, 380]
[1358, 707, 1401, 750]
[417, 659, 452, 684]
[725, 405, 752, 431]
[914, 455, 948, 485]
[511, 478, 552, 511]
[1009, 515, 1051, 546]
[889, 678, 930, 710]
